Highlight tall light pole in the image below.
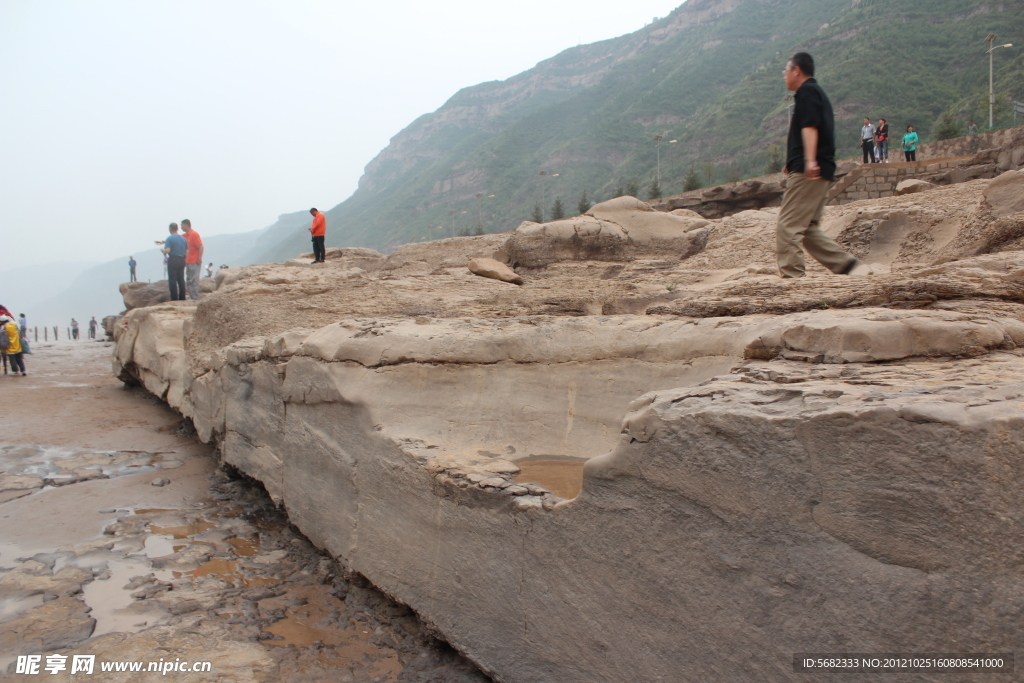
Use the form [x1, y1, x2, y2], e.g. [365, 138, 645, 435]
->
[654, 135, 677, 187]
[539, 171, 559, 217]
[985, 33, 1014, 129]
[475, 193, 495, 233]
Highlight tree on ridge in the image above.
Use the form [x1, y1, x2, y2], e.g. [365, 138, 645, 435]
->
[551, 198, 565, 220]
[578, 191, 592, 215]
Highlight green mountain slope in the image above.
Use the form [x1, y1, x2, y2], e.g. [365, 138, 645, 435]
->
[258, 0, 1024, 262]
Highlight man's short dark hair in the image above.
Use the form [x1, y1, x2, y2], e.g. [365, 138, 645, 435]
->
[790, 52, 814, 77]
[169, 222, 179, 232]
[310, 207, 318, 213]
[181, 219, 191, 227]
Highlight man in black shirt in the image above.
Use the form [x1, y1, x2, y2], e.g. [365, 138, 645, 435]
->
[777, 52, 858, 278]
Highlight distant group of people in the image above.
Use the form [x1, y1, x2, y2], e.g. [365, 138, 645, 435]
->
[858, 117, 922, 163]
[0, 305, 28, 376]
[155, 219, 204, 301]
[128, 210, 324, 300]
[859, 118, 890, 163]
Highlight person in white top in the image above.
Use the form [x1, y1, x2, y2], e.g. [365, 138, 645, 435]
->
[860, 117, 876, 163]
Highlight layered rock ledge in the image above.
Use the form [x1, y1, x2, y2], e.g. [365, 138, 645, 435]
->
[113, 172, 1024, 682]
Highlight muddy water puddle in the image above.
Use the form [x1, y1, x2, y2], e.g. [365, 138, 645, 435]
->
[514, 455, 587, 499]
[261, 584, 404, 680]
[0, 443, 179, 496]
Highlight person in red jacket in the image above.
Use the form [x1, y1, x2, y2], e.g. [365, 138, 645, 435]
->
[309, 208, 326, 263]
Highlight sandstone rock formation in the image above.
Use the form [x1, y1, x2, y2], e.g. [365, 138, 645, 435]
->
[504, 196, 710, 268]
[467, 257, 523, 285]
[112, 171, 1024, 682]
[284, 246, 386, 269]
[119, 279, 216, 311]
[119, 281, 169, 310]
[895, 178, 935, 195]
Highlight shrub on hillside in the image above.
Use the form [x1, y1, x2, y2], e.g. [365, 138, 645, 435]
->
[933, 111, 962, 140]
[683, 167, 702, 191]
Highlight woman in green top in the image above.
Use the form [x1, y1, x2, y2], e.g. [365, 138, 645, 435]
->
[902, 125, 919, 162]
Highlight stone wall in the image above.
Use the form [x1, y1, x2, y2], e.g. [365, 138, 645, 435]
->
[826, 157, 973, 204]
[915, 124, 1024, 160]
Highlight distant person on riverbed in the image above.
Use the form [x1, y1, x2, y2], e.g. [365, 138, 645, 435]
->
[181, 219, 204, 300]
[18, 313, 26, 336]
[205, 262, 213, 278]
[128, 256, 137, 282]
[156, 222, 187, 301]
[902, 125, 919, 162]
[89, 317, 98, 339]
[309, 208, 326, 263]
[776, 52, 859, 279]
[0, 315, 26, 376]
[71, 319, 79, 340]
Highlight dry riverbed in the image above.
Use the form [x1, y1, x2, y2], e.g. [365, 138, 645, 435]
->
[0, 340, 489, 682]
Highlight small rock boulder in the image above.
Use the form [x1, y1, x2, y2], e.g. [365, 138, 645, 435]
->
[101, 315, 120, 339]
[895, 179, 936, 195]
[669, 208, 707, 222]
[983, 170, 1024, 217]
[119, 281, 169, 310]
[468, 257, 523, 285]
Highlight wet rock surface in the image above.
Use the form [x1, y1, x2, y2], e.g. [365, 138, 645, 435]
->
[1, 472, 486, 681]
[0, 343, 489, 682]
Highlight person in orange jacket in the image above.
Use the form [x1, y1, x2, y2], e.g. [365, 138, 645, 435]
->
[309, 208, 326, 263]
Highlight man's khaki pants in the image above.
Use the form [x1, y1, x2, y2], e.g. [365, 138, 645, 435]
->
[776, 172, 855, 278]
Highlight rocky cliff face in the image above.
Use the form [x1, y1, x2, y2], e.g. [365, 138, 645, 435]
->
[113, 170, 1024, 681]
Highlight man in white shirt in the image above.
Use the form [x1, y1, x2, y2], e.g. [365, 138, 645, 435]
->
[861, 117, 876, 163]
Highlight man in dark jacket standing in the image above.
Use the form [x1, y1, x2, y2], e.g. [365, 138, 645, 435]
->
[776, 52, 858, 278]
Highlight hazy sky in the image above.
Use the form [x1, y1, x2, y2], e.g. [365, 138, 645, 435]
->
[2, 0, 681, 268]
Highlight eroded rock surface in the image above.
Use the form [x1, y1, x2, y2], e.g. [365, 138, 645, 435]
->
[111, 172, 1024, 681]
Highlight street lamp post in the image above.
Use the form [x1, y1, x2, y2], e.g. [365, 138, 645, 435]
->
[654, 135, 677, 187]
[475, 193, 495, 233]
[539, 171, 559, 217]
[985, 33, 1014, 129]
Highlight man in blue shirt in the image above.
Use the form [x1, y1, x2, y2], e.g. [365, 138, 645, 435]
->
[777, 52, 858, 278]
[156, 223, 188, 300]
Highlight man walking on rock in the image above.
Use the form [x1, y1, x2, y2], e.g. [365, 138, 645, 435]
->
[128, 256, 137, 282]
[776, 52, 858, 279]
[182, 219, 204, 300]
[309, 208, 326, 263]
